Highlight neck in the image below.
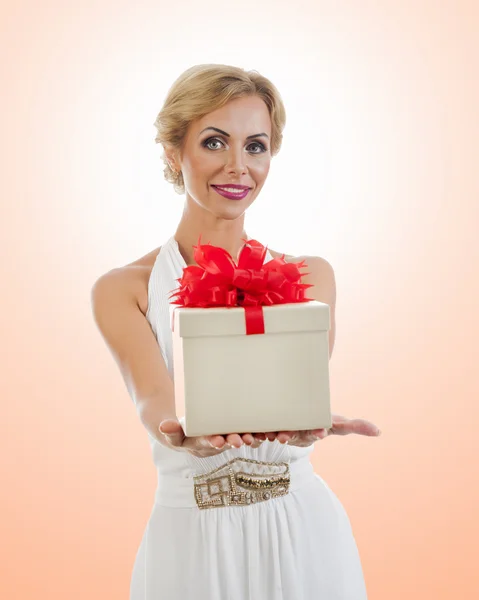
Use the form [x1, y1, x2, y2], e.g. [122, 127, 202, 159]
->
[173, 202, 249, 266]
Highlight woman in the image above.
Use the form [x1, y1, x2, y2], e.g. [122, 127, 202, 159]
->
[91, 64, 380, 599]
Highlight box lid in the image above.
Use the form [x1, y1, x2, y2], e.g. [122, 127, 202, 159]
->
[171, 300, 330, 338]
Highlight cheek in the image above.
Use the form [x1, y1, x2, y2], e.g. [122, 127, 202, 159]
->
[256, 161, 271, 181]
[187, 153, 219, 180]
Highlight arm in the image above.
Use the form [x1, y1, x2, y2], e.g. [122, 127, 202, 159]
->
[91, 268, 271, 455]
[275, 257, 381, 444]
[268, 249, 336, 359]
[90, 268, 176, 448]
[301, 256, 337, 360]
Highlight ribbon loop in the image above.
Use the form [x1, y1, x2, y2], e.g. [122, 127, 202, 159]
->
[169, 237, 313, 335]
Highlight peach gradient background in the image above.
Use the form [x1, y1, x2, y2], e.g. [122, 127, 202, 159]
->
[1, 1, 478, 598]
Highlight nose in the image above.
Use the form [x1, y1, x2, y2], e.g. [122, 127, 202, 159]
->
[224, 146, 248, 176]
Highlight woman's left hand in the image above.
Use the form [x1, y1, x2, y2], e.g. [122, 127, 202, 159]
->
[274, 414, 382, 447]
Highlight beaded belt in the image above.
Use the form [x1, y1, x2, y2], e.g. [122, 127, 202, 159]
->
[194, 457, 290, 510]
[155, 456, 316, 509]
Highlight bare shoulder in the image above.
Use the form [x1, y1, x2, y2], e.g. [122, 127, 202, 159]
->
[90, 245, 176, 419]
[269, 247, 336, 358]
[268, 248, 335, 299]
[92, 246, 162, 317]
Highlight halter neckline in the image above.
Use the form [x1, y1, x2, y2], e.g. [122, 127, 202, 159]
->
[169, 236, 272, 269]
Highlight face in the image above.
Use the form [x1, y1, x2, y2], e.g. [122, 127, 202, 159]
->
[168, 95, 272, 219]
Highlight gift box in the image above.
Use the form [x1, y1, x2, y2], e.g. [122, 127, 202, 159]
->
[168, 237, 333, 437]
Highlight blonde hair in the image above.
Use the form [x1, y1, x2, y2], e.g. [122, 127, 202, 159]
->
[153, 64, 287, 195]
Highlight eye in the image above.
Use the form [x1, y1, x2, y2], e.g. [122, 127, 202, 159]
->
[201, 137, 268, 153]
[247, 141, 267, 153]
[202, 137, 224, 151]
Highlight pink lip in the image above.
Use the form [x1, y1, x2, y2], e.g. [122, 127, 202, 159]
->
[212, 184, 251, 191]
[212, 185, 250, 200]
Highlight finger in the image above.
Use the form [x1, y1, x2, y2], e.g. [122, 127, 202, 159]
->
[298, 430, 319, 443]
[254, 433, 267, 442]
[241, 433, 255, 445]
[265, 431, 277, 442]
[311, 428, 329, 439]
[159, 419, 185, 447]
[226, 433, 243, 448]
[284, 430, 316, 447]
[277, 430, 294, 444]
[331, 418, 381, 436]
[206, 435, 227, 449]
[353, 419, 381, 435]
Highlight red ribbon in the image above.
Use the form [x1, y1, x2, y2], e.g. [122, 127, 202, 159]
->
[169, 237, 314, 335]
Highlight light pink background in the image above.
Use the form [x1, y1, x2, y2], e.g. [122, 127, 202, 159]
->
[1, 1, 478, 598]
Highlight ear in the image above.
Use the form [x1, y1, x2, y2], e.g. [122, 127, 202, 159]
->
[164, 145, 179, 171]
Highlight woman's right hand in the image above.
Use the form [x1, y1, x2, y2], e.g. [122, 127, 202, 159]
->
[158, 419, 270, 457]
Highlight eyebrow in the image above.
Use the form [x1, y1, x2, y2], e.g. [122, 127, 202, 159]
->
[199, 126, 269, 140]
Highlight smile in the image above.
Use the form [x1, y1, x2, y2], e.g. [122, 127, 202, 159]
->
[211, 186, 251, 200]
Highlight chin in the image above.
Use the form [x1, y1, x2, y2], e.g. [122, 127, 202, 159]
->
[215, 207, 248, 220]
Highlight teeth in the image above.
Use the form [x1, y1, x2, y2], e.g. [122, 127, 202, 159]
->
[216, 187, 248, 194]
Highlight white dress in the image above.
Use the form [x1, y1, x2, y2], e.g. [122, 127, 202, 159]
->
[130, 236, 368, 599]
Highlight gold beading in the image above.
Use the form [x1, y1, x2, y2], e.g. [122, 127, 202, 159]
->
[193, 457, 290, 510]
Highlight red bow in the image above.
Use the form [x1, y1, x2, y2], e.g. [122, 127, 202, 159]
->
[169, 237, 314, 335]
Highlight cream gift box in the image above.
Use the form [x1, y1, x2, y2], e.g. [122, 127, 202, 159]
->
[170, 300, 332, 437]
